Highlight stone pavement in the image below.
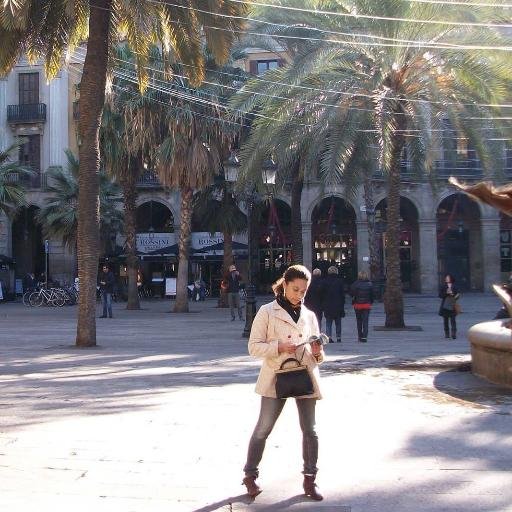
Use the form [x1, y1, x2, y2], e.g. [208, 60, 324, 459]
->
[0, 293, 511, 512]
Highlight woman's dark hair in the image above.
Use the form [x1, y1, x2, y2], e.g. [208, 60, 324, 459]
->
[272, 265, 311, 296]
[444, 274, 455, 284]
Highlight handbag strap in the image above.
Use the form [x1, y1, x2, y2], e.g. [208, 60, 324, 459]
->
[279, 347, 307, 369]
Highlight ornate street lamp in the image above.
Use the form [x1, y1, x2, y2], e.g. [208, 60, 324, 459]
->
[222, 153, 257, 338]
[262, 157, 277, 186]
[241, 156, 278, 338]
[223, 152, 240, 183]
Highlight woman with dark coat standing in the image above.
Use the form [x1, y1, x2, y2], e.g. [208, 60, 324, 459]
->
[321, 266, 345, 343]
[439, 274, 460, 339]
[350, 271, 374, 343]
[304, 268, 325, 330]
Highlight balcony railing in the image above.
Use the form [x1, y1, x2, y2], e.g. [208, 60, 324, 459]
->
[137, 170, 161, 187]
[5, 170, 47, 189]
[7, 103, 47, 123]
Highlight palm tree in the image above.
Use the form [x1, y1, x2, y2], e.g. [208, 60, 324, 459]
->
[0, 0, 247, 345]
[0, 142, 32, 217]
[232, 0, 512, 327]
[36, 150, 123, 257]
[156, 101, 226, 313]
[100, 46, 164, 310]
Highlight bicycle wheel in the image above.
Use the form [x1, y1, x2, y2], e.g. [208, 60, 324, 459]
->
[52, 291, 66, 307]
[22, 291, 32, 306]
[29, 291, 44, 307]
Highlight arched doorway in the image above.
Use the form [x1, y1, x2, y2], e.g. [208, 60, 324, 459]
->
[134, 200, 175, 297]
[136, 200, 174, 233]
[376, 197, 420, 292]
[258, 199, 292, 292]
[437, 193, 482, 291]
[12, 205, 45, 282]
[312, 197, 357, 284]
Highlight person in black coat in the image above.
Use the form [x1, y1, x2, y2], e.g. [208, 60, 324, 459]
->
[98, 263, 115, 318]
[439, 274, 460, 339]
[320, 266, 345, 343]
[304, 268, 325, 329]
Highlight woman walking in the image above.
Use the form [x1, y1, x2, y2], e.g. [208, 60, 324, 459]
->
[321, 266, 345, 343]
[242, 265, 325, 501]
[350, 271, 374, 343]
[439, 274, 460, 339]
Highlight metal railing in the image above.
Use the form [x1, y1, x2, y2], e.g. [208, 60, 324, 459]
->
[7, 103, 47, 123]
[4, 171, 46, 189]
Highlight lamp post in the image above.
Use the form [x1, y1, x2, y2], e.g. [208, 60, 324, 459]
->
[243, 193, 257, 337]
[223, 153, 257, 338]
[239, 156, 277, 337]
[224, 153, 278, 337]
[242, 161, 276, 338]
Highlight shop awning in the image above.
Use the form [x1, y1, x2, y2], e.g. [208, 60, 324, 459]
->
[194, 241, 248, 253]
[147, 244, 179, 256]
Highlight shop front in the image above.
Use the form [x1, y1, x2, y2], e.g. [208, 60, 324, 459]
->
[131, 231, 247, 298]
[312, 197, 357, 284]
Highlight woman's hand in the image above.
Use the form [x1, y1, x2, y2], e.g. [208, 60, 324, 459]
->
[311, 341, 323, 356]
[278, 340, 297, 354]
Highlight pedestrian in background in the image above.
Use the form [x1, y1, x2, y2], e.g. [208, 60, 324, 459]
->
[438, 274, 460, 339]
[242, 264, 325, 501]
[321, 266, 345, 343]
[226, 264, 243, 321]
[351, 270, 374, 343]
[304, 268, 325, 329]
[98, 264, 115, 319]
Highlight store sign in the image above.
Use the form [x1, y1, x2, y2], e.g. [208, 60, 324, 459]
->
[136, 232, 246, 254]
[136, 233, 176, 253]
[191, 232, 224, 251]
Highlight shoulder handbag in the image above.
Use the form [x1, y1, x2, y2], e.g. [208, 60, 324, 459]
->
[275, 348, 314, 399]
[454, 302, 462, 315]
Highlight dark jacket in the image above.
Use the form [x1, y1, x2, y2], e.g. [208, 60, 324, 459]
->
[351, 279, 374, 305]
[439, 283, 460, 314]
[226, 271, 242, 293]
[304, 275, 325, 313]
[321, 274, 345, 318]
[98, 271, 115, 294]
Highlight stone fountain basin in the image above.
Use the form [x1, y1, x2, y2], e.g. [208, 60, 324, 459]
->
[468, 320, 512, 389]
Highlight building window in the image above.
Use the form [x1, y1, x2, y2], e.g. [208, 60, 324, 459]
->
[19, 135, 41, 173]
[19, 72, 39, 105]
[256, 60, 279, 74]
[501, 230, 512, 272]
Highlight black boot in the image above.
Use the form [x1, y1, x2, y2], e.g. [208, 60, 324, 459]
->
[452, 332, 457, 339]
[445, 331, 450, 339]
[242, 475, 262, 498]
[303, 474, 323, 501]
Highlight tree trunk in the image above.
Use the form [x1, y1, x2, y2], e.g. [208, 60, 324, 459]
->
[290, 158, 304, 265]
[75, 0, 112, 347]
[363, 177, 380, 282]
[174, 187, 193, 312]
[217, 230, 232, 307]
[121, 168, 140, 310]
[383, 116, 406, 328]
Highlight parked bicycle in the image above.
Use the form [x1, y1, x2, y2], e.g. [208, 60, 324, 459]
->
[28, 287, 68, 307]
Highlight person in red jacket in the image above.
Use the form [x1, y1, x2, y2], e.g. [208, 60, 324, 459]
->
[350, 270, 374, 342]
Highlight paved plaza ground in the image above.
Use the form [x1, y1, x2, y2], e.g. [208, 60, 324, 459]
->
[0, 293, 511, 512]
